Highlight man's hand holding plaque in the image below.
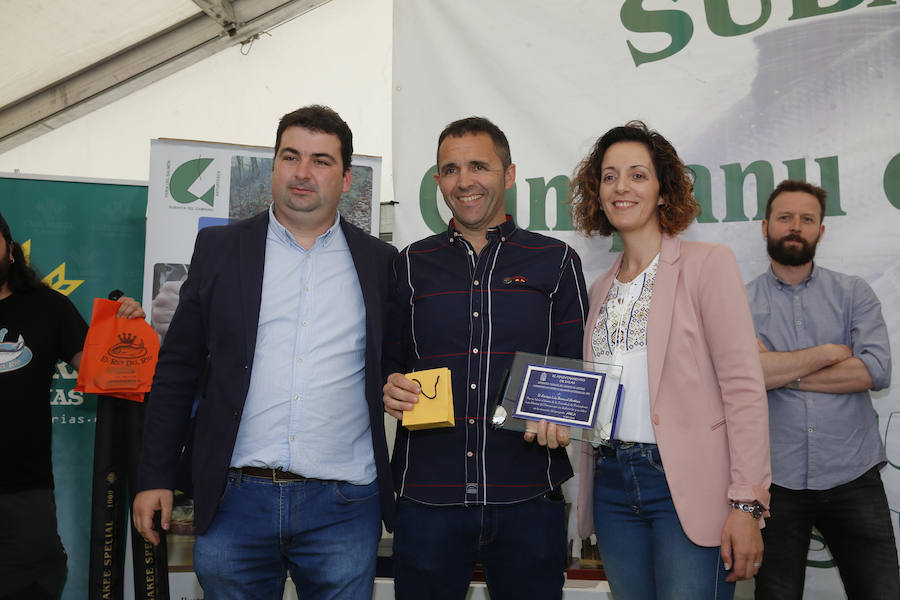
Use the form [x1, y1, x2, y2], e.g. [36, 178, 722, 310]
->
[523, 419, 571, 449]
[491, 353, 622, 446]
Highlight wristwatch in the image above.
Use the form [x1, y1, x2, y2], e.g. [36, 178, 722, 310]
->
[731, 501, 764, 520]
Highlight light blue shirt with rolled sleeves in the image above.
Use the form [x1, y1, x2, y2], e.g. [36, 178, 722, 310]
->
[231, 208, 375, 485]
[746, 263, 891, 491]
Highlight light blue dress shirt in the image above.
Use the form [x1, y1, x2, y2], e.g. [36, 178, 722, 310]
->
[746, 264, 891, 490]
[231, 208, 374, 485]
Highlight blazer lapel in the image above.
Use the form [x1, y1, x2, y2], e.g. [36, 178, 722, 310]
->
[341, 218, 375, 329]
[239, 211, 268, 364]
[647, 235, 680, 410]
[584, 254, 622, 362]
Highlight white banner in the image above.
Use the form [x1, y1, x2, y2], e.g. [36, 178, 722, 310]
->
[143, 139, 382, 312]
[393, 1, 900, 596]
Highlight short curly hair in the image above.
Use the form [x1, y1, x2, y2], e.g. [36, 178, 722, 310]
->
[570, 121, 698, 237]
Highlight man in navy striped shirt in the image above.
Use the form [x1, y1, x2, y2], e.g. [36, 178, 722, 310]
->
[383, 117, 588, 599]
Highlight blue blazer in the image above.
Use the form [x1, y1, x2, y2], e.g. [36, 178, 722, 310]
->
[138, 210, 398, 533]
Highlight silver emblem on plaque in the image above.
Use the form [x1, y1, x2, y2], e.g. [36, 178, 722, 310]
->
[491, 405, 507, 428]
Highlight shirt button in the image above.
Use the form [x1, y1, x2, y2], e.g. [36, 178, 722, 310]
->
[469, 419, 475, 425]
[473, 280, 480, 286]
[297, 357, 303, 364]
[501, 236, 506, 242]
[468, 250, 474, 256]
[808, 427, 814, 432]
[304, 286, 309, 292]
[301, 321, 308, 327]
[467, 451, 474, 457]
[796, 321, 802, 327]
[290, 435, 296, 442]
[473, 311, 479, 318]
[472, 347, 479, 354]
[470, 383, 476, 389]
[294, 394, 300, 401]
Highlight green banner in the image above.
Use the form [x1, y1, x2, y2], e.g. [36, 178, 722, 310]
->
[0, 175, 146, 600]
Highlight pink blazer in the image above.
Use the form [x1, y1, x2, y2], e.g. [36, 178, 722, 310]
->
[577, 235, 771, 546]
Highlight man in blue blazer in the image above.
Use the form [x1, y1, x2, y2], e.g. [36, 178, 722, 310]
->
[134, 105, 397, 600]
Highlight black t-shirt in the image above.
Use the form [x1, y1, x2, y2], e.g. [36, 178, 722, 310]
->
[0, 286, 87, 492]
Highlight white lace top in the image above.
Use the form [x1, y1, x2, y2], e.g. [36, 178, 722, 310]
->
[591, 254, 659, 443]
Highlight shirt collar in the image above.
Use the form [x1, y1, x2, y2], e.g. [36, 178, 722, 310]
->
[268, 206, 341, 249]
[767, 262, 817, 289]
[446, 214, 517, 244]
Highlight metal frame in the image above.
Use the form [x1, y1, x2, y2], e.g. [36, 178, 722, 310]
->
[0, 0, 331, 154]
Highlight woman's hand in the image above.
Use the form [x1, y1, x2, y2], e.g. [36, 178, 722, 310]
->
[721, 507, 763, 582]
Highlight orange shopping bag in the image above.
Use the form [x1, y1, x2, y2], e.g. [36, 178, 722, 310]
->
[75, 298, 159, 402]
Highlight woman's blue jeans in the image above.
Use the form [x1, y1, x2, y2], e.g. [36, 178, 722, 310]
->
[593, 442, 734, 600]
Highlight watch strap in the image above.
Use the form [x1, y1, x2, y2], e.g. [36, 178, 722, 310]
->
[731, 501, 763, 519]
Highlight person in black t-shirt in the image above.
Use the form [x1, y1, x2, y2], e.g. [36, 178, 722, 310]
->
[0, 211, 143, 600]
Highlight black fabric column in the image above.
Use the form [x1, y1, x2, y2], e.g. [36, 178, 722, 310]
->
[127, 399, 169, 600]
[88, 395, 169, 600]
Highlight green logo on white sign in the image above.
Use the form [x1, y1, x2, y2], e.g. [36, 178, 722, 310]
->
[170, 158, 215, 206]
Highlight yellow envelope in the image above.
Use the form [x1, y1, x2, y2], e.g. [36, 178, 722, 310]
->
[402, 367, 454, 430]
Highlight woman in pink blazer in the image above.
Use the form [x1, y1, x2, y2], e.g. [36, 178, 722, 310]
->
[570, 122, 771, 599]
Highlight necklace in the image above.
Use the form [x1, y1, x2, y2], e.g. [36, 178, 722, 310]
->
[605, 275, 644, 359]
[603, 253, 659, 358]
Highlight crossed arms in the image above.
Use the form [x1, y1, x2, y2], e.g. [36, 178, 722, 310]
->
[757, 340, 874, 394]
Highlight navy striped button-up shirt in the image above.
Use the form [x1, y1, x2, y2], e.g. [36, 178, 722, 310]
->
[385, 217, 588, 505]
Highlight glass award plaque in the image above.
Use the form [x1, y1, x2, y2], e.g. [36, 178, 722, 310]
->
[490, 352, 623, 445]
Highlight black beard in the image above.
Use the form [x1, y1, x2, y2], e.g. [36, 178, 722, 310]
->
[767, 233, 817, 267]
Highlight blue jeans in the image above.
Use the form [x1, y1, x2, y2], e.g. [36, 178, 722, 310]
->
[593, 443, 734, 600]
[193, 471, 381, 600]
[754, 466, 900, 599]
[392, 493, 567, 600]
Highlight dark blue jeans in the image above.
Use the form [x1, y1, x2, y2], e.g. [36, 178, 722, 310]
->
[392, 493, 567, 600]
[193, 471, 381, 600]
[754, 465, 900, 600]
[593, 442, 735, 600]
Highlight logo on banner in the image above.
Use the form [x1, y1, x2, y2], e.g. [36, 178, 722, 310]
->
[20, 240, 85, 296]
[167, 158, 218, 209]
[620, 0, 896, 66]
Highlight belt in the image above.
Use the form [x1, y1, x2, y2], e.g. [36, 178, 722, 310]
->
[598, 440, 651, 456]
[231, 467, 320, 483]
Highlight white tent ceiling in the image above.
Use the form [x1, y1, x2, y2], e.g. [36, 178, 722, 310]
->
[0, 0, 331, 154]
